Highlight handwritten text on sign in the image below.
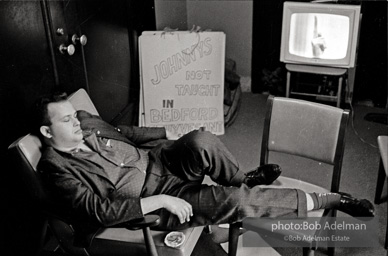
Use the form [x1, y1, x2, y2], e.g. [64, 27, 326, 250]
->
[140, 32, 225, 137]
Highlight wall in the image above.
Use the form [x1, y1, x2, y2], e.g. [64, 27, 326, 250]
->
[154, 0, 187, 30]
[154, 0, 253, 78]
[354, 1, 387, 108]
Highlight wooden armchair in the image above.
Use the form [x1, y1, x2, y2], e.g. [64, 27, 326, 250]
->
[7, 89, 203, 256]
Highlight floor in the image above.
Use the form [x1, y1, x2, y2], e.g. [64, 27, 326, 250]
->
[215, 92, 388, 256]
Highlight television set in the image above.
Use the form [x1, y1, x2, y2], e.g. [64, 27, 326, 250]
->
[280, 1, 361, 68]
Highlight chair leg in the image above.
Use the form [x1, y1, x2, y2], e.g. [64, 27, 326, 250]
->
[286, 71, 291, 97]
[336, 77, 342, 107]
[328, 246, 335, 256]
[228, 222, 241, 256]
[385, 213, 388, 249]
[142, 227, 158, 256]
[302, 247, 315, 256]
[374, 159, 386, 204]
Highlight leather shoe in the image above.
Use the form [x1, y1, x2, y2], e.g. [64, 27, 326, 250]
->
[335, 192, 375, 218]
[244, 164, 282, 188]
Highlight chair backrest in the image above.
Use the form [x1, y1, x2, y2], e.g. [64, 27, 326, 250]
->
[260, 96, 349, 192]
[8, 134, 45, 201]
[68, 88, 99, 116]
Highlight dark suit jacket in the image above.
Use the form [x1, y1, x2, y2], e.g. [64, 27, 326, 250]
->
[39, 110, 167, 246]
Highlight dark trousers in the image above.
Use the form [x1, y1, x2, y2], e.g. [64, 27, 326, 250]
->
[141, 130, 307, 230]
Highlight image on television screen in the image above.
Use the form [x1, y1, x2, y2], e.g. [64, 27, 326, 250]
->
[289, 13, 349, 60]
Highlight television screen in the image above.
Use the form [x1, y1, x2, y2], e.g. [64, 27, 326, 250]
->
[280, 2, 361, 68]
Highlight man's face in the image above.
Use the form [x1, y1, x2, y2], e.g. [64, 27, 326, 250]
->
[45, 101, 83, 149]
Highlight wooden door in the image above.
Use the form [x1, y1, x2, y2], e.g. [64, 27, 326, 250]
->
[74, 0, 156, 124]
[46, 0, 89, 94]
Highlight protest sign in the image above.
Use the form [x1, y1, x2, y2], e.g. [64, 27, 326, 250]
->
[139, 31, 225, 139]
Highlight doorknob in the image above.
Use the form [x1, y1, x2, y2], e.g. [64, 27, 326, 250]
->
[56, 28, 65, 36]
[72, 34, 88, 46]
[59, 44, 75, 55]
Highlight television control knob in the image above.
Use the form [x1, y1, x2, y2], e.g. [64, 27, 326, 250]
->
[59, 44, 75, 55]
[72, 34, 88, 46]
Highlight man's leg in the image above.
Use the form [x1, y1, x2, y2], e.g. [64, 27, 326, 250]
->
[153, 183, 307, 230]
[160, 129, 246, 186]
[150, 183, 375, 231]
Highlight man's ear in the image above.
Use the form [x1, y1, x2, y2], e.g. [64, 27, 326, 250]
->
[40, 126, 52, 139]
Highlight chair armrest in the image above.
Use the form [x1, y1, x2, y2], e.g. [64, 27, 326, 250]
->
[116, 215, 161, 230]
[45, 209, 161, 250]
[119, 215, 161, 256]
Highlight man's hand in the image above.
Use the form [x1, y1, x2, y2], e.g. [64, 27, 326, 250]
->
[161, 195, 193, 224]
[165, 129, 180, 140]
[140, 195, 193, 224]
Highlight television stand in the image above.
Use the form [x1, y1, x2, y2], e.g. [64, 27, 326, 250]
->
[285, 64, 347, 107]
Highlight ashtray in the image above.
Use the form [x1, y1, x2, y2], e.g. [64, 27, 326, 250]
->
[164, 231, 185, 248]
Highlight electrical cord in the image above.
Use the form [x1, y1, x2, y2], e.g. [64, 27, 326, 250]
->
[346, 78, 378, 149]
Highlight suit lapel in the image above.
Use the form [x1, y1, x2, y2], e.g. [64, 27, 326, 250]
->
[49, 148, 112, 183]
[81, 118, 134, 145]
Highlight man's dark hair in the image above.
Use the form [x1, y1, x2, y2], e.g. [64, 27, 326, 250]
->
[32, 92, 68, 137]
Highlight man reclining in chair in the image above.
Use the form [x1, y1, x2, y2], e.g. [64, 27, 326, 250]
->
[34, 92, 374, 245]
